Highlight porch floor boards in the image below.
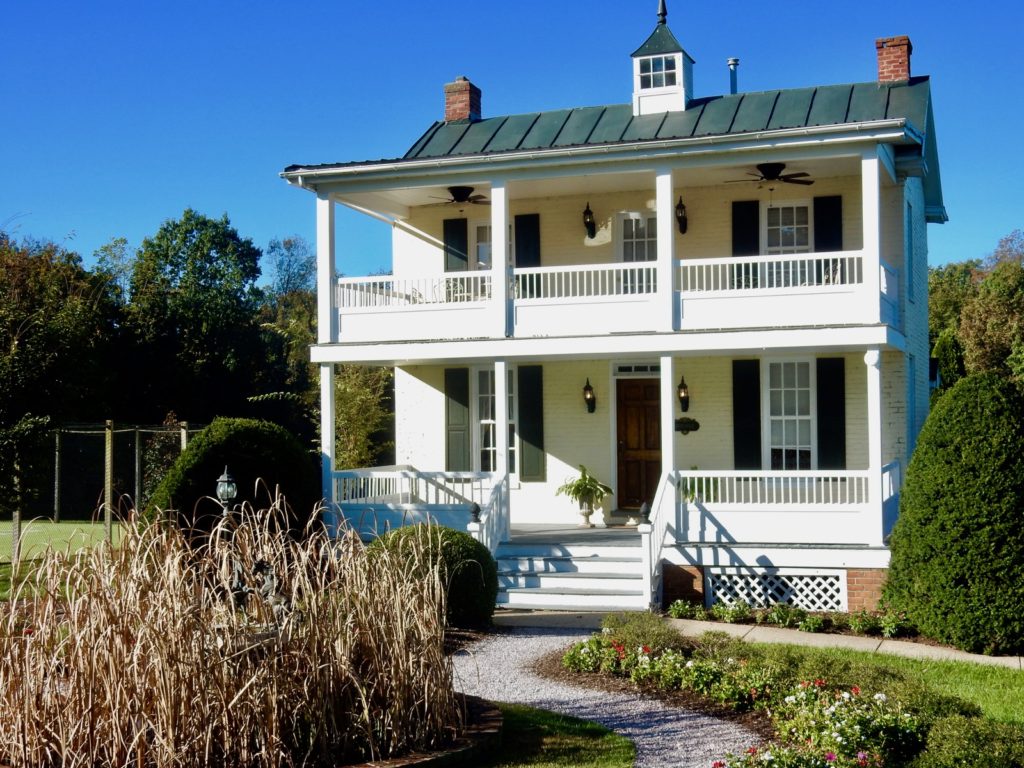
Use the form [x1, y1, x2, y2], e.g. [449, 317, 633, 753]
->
[506, 523, 643, 547]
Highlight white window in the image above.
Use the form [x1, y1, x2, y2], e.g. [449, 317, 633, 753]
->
[475, 367, 517, 474]
[762, 360, 816, 470]
[764, 202, 811, 255]
[619, 213, 657, 262]
[638, 55, 678, 89]
[471, 222, 491, 270]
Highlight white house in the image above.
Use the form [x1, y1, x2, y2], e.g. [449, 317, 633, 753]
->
[282, 3, 944, 613]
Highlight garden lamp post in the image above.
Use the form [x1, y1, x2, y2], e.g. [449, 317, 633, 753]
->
[216, 466, 237, 510]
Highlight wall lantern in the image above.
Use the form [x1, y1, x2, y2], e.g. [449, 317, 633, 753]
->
[582, 378, 597, 413]
[675, 197, 688, 234]
[582, 202, 596, 239]
[216, 466, 238, 505]
[677, 375, 690, 412]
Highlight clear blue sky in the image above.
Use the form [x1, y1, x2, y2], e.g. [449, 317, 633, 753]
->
[3, 0, 1021, 277]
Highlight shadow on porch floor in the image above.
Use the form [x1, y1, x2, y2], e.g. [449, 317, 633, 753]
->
[508, 524, 643, 547]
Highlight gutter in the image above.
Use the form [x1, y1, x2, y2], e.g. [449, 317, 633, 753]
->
[281, 119, 916, 188]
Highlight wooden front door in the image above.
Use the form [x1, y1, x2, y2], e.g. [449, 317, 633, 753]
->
[616, 379, 661, 509]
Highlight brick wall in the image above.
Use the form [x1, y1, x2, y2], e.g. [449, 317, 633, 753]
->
[846, 568, 886, 612]
[444, 76, 481, 122]
[876, 36, 912, 82]
[663, 563, 705, 606]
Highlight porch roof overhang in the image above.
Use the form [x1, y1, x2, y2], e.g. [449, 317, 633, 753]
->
[309, 324, 906, 367]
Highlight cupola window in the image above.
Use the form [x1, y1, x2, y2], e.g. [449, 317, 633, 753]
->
[639, 55, 677, 89]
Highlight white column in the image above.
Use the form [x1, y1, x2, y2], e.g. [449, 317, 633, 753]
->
[861, 148, 882, 323]
[319, 363, 337, 526]
[490, 180, 511, 337]
[316, 193, 337, 344]
[494, 360, 509, 478]
[864, 349, 884, 546]
[660, 355, 676, 479]
[655, 168, 676, 331]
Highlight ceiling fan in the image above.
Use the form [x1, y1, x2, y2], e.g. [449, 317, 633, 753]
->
[729, 162, 814, 186]
[431, 185, 491, 205]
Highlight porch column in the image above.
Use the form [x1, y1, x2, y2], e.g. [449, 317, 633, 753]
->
[494, 360, 509, 477]
[864, 349, 884, 546]
[861, 148, 882, 323]
[655, 167, 677, 331]
[659, 355, 677, 479]
[316, 193, 337, 344]
[316, 194, 338, 523]
[490, 180, 511, 337]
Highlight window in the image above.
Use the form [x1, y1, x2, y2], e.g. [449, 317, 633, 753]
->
[764, 360, 815, 470]
[475, 367, 516, 473]
[472, 222, 492, 270]
[638, 55, 677, 89]
[764, 203, 811, 255]
[620, 213, 657, 262]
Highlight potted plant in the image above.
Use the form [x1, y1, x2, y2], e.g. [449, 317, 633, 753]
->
[556, 465, 613, 528]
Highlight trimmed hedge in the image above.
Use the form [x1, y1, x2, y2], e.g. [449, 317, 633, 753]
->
[371, 524, 498, 629]
[148, 417, 320, 531]
[884, 373, 1024, 654]
[909, 715, 1024, 768]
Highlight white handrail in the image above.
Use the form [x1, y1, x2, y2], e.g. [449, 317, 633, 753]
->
[468, 473, 510, 555]
[514, 262, 658, 299]
[678, 251, 864, 293]
[336, 273, 492, 309]
[334, 469, 495, 507]
[676, 470, 871, 506]
[640, 470, 679, 607]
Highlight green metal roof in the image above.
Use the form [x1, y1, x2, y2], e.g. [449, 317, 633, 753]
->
[631, 23, 692, 59]
[284, 76, 944, 221]
[401, 77, 932, 160]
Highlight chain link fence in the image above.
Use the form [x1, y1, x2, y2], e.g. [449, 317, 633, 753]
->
[1, 421, 205, 565]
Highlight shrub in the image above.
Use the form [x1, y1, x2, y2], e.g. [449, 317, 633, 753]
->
[848, 610, 881, 636]
[910, 715, 1024, 768]
[884, 373, 1024, 654]
[798, 615, 825, 633]
[602, 610, 685, 655]
[372, 524, 498, 629]
[148, 417, 320, 532]
[764, 603, 807, 628]
[667, 598, 707, 620]
[710, 601, 753, 623]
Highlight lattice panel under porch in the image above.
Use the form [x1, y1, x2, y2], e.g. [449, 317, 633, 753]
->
[705, 569, 847, 612]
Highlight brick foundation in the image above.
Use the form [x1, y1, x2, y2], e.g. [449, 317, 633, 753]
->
[846, 568, 887, 612]
[662, 564, 704, 608]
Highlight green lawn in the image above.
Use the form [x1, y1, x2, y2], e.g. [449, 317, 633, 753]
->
[1, 520, 120, 562]
[479, 703, 635, 767]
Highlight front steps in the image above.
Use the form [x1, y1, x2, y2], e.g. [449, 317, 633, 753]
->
[495, 540, 649, 611]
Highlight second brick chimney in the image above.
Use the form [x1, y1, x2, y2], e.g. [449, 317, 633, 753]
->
[876, 36, 912, 82]
[444, 76, 482, 122]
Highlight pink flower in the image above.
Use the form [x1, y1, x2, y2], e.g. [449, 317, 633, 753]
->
[825, 752, 837, 763]
[851, 685, 861, 695]
[712, 762, 727, 768]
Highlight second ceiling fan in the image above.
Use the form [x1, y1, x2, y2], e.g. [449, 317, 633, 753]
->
[730, 162, 815, 186]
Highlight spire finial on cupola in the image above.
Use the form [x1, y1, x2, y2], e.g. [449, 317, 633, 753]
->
[657, 0, 668, 24]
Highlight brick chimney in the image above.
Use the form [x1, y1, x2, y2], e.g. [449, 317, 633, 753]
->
[444, 76, 482, 122]
[876, 36, 912, 82]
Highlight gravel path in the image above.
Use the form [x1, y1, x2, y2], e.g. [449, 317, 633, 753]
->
[452, 627, 759, 768]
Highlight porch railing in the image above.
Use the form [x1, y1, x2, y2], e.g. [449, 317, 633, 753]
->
[467, 473, 510, 554]
[514, 262, 657, 300]
[881, 460, 902, 538]
[880, 263, 901, 328]
[639, 470, 679, 607]
[678, 251, 864, 293]
[336, 273, 491, 309]
[677, 469, 870, 507]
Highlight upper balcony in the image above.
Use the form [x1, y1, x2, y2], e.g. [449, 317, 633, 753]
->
[330, 251, 901, 344]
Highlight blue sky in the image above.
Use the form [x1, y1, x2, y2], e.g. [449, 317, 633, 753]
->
[3, 1, 1021, 277]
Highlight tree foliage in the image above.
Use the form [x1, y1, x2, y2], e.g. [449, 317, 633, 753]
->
[927, 260, 980, 346]
[884, 373, 1024, 654]
[958, 260, 1024, 376]
[125, 209, 267, 421]
[334, 365, 393, 468]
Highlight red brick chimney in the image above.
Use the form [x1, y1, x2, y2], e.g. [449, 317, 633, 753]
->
[876, 36, 912, 82]
[444, 76, 482, 122]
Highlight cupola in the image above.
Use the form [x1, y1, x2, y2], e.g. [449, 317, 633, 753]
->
[631, 0, 694, 116]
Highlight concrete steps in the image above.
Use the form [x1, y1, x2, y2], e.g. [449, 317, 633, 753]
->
[494, 541, 649, 611]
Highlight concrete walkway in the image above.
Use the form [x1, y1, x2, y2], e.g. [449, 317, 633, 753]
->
[493, 610, 1024, 670]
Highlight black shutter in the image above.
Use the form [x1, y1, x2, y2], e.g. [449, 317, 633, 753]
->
[517, 365, 545, 481]
[732, 200, 760, 256]
[813, 196, 843, 253]
[514, 214, 541, 268]
[732, 360, 762, 469]
[816, 358, 846, 469]
[445, 368, 470, 471]
[443, 218, 469, 272]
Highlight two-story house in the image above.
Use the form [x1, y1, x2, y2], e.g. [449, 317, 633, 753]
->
[282, 3, 944, 613]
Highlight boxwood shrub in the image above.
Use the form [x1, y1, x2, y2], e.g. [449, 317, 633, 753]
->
[372, 523, 498, 629]
[884, 373, 1024, 654]
[148, 417, 320, 532]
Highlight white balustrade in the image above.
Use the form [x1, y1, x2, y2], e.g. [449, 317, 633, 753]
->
[335, 273, 491, 310]
[678, 251, 864, 294]
[514, 262, 658, 300]
[677, 470, 870, 507]
[880, 263, 901, 328]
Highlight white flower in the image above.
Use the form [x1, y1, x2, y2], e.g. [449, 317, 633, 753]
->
[874, 693, 887, 702]
[686, 660, 694, 668]
[784, 695, 797, 704]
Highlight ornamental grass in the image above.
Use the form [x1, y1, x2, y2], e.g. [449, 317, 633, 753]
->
[0, 501, 461, 767]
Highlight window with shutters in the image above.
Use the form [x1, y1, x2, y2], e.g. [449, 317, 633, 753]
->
[762, 360, 816, 470]
[475, 367, 517, 474]
[764, 202, 812, 255]
[471, 221, 492, 271]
